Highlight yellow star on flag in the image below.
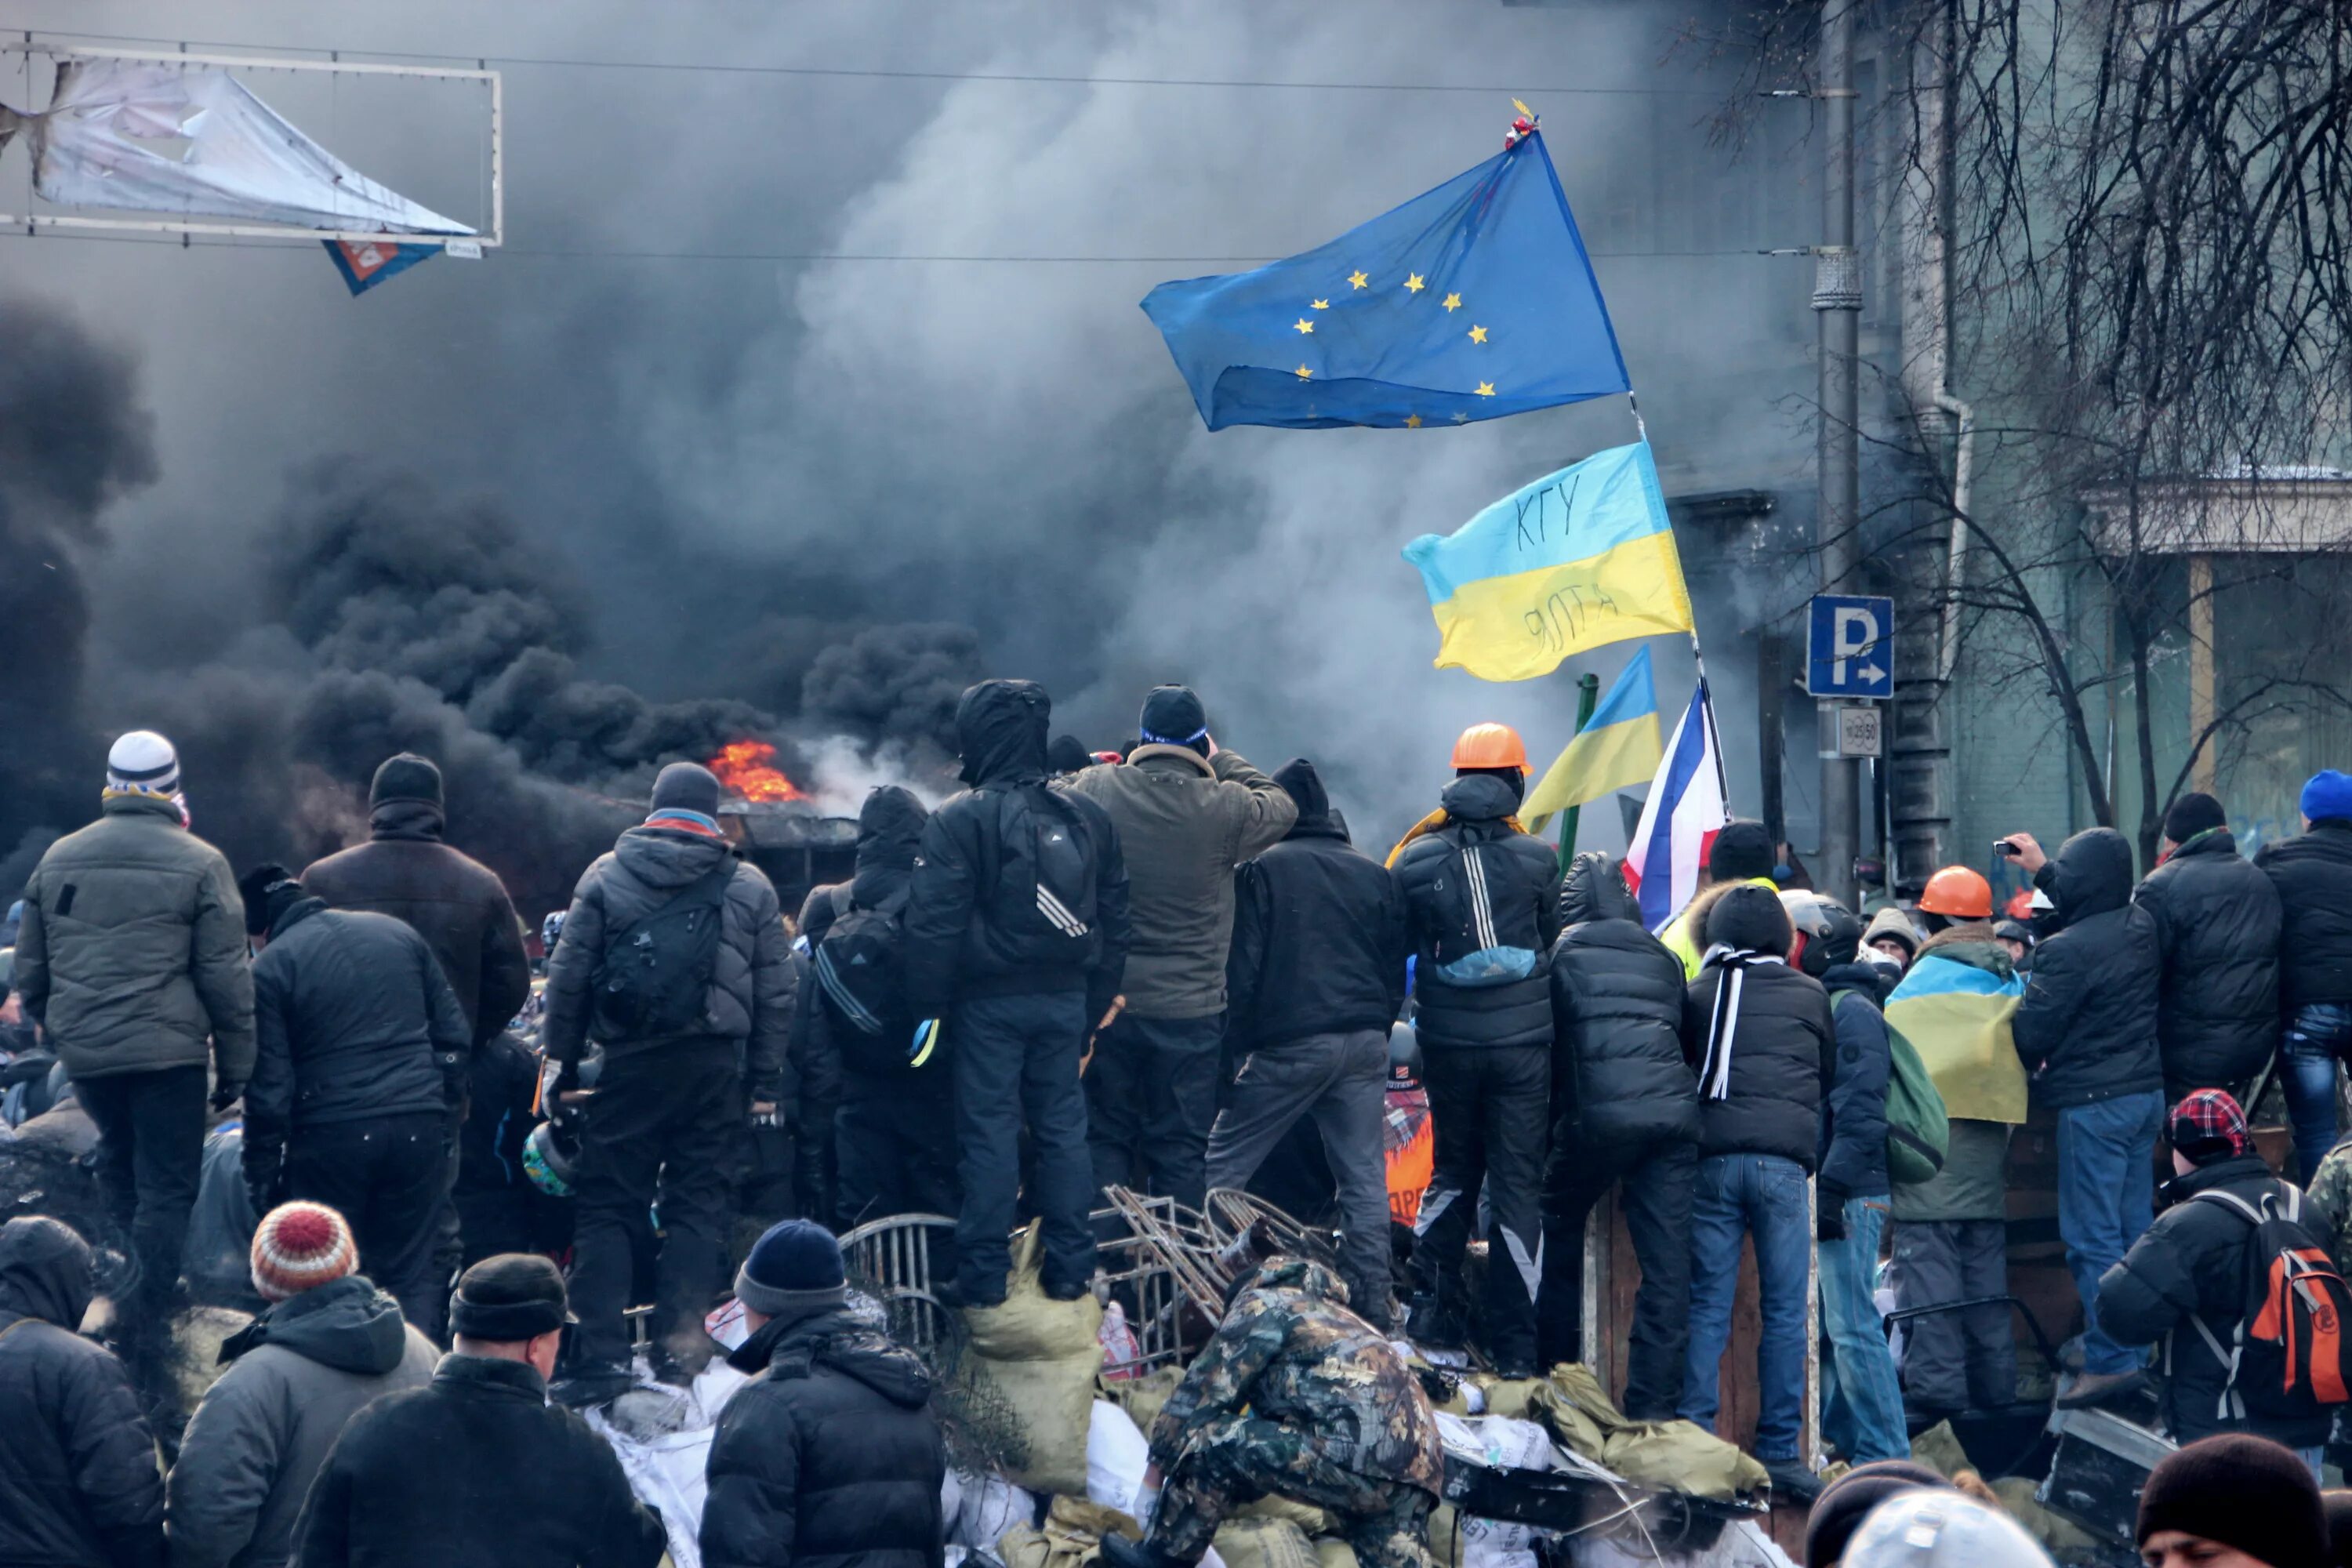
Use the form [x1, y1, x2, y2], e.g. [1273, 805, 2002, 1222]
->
[1295, 365, 1313, 379]
[1347, 270, 1369, 289]
[1403, 273, 1425, 293]
[1311, 298, 1330, 310]
[1468, 324, 1489, 344]
[1405, 413, 1423, 428]
[1442, 292, 1462, 312]
[1475, 381, 1496, 397]
[1294, 318, 1315, 334]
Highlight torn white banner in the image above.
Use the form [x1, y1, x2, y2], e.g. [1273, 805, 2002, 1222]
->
[9, 57, 472, 234]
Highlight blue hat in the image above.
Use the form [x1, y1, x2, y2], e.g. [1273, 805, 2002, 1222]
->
[734, 1219, 847, 1321]
[2304, 770, 2352, 825]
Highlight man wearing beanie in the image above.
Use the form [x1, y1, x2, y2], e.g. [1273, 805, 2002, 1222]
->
[2134, 791, 2283, 1106]
[1067, 685, 1295, 1216]
[297, 1254, 665, 1568]
[12, 731, 255, 1385]
[701, 1221, 945, 1568]
[2139, 1434, 2329, 1567]
[543, 759, 793, 1404]
[303, 752, 532, 1324]
[1658, 818, 1781, 979]
[169, 1203, 437, 1568]
[2100, 1091, 2336, 1461]
[1677, 886, 1838, 1501]
[2259, 771, 2352, 1184]
[239, 864, 473, 1330]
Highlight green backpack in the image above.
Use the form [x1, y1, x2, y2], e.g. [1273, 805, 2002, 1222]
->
[1835, 989, 1950, 1185]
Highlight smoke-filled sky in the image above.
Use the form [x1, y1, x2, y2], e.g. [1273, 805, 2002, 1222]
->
[0, 0, 1828, 908]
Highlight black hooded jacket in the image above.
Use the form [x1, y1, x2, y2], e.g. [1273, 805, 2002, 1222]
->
[905, 681, 1131, 1018]
[2136, 827, 2283, 1094]
[2256, 819, 2352, 1011]
[701, 1308, 947, 1568]
[805, 788, 943, 1094]
[2013, 829, 2165, 1109]
[1817, 961, 1893, 1199]
[1545, 852, 1697, 1149]
[1225, 760, 1408, 1051]
[1394, 774, 1563, 1050]
[0, 1216, 165, 1568]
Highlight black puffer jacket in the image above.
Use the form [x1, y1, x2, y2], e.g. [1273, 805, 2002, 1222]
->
[2098, 1155, 2336, 1448]
[246, 898, 470, 1181]
[0, 1216, 164, 1568]
[1395, 775, 1563, 1050]
[1546, 852, 1697, 1149]
[808, 788, 938, 1086]
[2256, 819, 2352, 1011]
[701, 1308, 946, 1568]
[1682, 958, 1837, 1170]
[2136, 828, 2282, 1096]
[1225, 761, 1407, 1051]
[2014, 828, 2165, 1109]
[905, 681, 1131, 1019]
[1817, 963, 1893, 1199]
[543, 822, 793, 1100]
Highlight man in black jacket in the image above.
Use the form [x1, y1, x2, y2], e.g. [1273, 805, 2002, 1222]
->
[2133, 793, 2282, 1103]
[296, 1253, 666, 1568]
[1676, 887, 1836, 1501]
[701, 1220, 945, 1568]
[2003, 825, 2168, 1410]
[240, 865, 471, 1328]
[543, 762, 795, 1403]
[2098, 1090, 2336, 1461]
[1394, 729, 1563, 1376]
[904, 680, 1131, 1308]
[2256, 770, 2352, 1182]
[1537, 851, 1697, 1417]
[1203, 760, 1407, 1329]
[0, 1215, 164, 1568]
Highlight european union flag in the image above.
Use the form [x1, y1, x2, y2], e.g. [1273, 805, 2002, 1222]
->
[1142, 129, 1628, 430]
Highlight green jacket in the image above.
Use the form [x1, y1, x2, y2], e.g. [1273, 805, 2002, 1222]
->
[1065, 747, 1295, 1018]
[14, 795, 256, 1083]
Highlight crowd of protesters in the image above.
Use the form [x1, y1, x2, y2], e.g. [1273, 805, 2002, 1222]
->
[9, 697, 2352, 1565]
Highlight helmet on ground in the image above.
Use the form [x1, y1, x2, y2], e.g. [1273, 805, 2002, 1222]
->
[1842, 1489, 2052, 1568]
[1450, 723, 1529, 774]
[523, 1120, 579, 1199]
[1388, 1021, 1423, 1086]
[1917, 866, 1994, 920]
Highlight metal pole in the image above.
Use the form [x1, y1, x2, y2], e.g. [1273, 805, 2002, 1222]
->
[1558, 672, 1601, 872]
[1815, 0, 1863, 909]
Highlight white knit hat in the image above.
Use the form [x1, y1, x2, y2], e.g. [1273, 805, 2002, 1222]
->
[104, 731, 181, 797]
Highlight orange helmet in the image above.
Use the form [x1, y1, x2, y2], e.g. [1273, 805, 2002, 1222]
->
[1918, 866, 1994, 920]
[1452, 722, 1529, 774]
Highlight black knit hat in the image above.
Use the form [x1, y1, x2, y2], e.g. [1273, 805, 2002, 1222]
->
[733, 1218, 848, 1323]
[370, 753, 444, 811]
[1708, 884, 1792, 956]
[1804, 1461, 1953, 1568]
[448, 1253, 574, 1341]
[1139, 685, 1209, 752]
[2165, 791, 2229, 844]
[1710, 818, 1776, 881]
[2138, 1433, 2326, 1568]
[238, 862, 303, 938]
[650, 761, 723, 818]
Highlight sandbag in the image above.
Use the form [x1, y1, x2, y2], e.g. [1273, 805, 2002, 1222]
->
[1434, 1414, 1554, 1473]
[953, 1470, 1037, 1550]
[1990, 1475, 2106, 1564]
[1523, 1363, 1626, 1462]
[1213, 1517, 1319, 1568]
[1313, 1539, 1359, 1568]
[964, 1225, 1105, 1495]
[997, 1494, 1142, 1568]
[1088, 1399, 1152, 1517]
[1102, 1364, 1184, 1440]
[1235, 1493, 1334, 1535]
[1907, 1419, 1974, 1481]
[1599, 1420, 1769, 1503]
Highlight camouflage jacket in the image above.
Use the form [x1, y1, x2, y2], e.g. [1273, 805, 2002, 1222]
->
[1149, 1257, 1444, 1496]
[2310, 1138, 2352, 1272]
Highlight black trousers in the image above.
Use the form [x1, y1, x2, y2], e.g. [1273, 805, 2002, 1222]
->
[836, 1077, 961, 1232]
[568, 1042, 741, 1370]
[953, 993, 1095, 1304]
[78, 1065, 207, 1318]
[1410, 1045, 1549, 1374]
[1537, 1131, 1697, 1420]
[285, 1112, 447, 1330]
[1086, 1011, 1224, 1212]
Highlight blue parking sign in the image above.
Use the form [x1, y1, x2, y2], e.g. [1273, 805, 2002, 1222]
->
[1806, 594, 1894, 699]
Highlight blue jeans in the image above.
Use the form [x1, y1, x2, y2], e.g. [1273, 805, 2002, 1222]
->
[2056, 1090, 2164, 1376]
[1679, 1153, 1811, 1461]
[1820, 1193, 1909, 1462]
[2282, 1004, 2352, 1182]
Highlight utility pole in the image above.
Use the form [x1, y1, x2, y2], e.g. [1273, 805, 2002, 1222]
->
[1814, 0, 1863, 909]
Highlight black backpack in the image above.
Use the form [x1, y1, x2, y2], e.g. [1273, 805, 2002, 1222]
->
[814, 888, 918, 1075]
[982, 784, 1102, 967]
[1421, 834, 1545, 988]
[590, 862, 734, 1041]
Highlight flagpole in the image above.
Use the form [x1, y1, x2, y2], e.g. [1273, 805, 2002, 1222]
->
[1628, 384, 1733, 826]
[1557, 671, 1600, 873]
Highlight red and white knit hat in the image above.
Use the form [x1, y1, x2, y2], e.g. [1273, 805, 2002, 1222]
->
[250, 1201, 360, 1302]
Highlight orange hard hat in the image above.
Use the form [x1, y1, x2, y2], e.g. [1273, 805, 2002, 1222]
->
[1452, 722, 1529, 774]
[1918, 866, 1994, 920]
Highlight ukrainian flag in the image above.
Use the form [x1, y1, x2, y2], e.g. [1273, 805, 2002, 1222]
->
[1524, 646, 1662, 831]
[1402, 441, 1694, 683]
[1886, 951, 2028, 1123]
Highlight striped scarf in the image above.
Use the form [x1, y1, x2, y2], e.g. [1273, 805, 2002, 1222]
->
[1695, 946, 1786, 1102]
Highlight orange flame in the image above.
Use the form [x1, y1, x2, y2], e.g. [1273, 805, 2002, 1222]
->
[707, 740, 807, 803]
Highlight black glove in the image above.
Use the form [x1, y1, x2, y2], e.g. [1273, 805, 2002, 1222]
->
[1817, 1183, 1849, 1243]
[210, 1079, 245, 1113]
[244, 1171, 281, 1220]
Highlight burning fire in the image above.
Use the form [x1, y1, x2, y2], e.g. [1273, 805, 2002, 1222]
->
[708, 740, 807, 803]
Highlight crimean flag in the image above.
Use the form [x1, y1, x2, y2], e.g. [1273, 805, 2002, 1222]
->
[1886, 953, 2028, 1124]
[1140, 127, 1628, 430]
[1621, 677, 1727, 932]
[1401, 441, 1694, 683]
[1524, 645, 1663, 833]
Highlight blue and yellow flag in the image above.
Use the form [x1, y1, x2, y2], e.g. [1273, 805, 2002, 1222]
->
[1140, 129, 1627, 430]
[1524, 646, 1663, 830]
[1886, 951, 2027, 1124]
[1401, 441, 1693, 682]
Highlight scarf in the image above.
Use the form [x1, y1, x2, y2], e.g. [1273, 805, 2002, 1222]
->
[1384, 805, 1530, 869]
[645, 808, 722, 837]
[1695, 946, 1786, 1102]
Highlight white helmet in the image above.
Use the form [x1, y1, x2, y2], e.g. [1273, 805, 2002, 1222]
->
[1843, 1491, 2053, 1568]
